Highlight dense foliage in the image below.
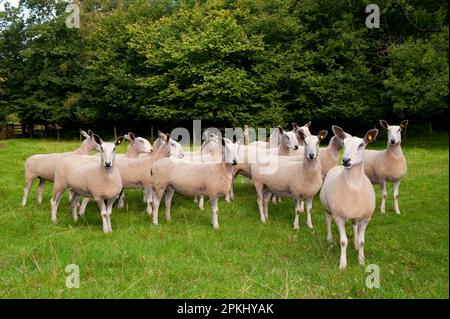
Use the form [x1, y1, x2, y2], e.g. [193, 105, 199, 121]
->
[0, 0, 448, 132]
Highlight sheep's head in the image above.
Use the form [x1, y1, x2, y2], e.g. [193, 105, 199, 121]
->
[125, 132, 153, 154]
[80, 129, 99, 152]
[380, 120, 408, 145]
[278, 126, 299, 151]
[292, 121, 312, 146]
[221, 137, 238, 165]
[93, 134, 124, 168]
[297, 130, 327, 160]
[333, 126, 378, 170]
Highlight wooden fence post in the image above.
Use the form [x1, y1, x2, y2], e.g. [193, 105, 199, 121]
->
[113, 126, 117, 139]
[244, 125, 249, 145]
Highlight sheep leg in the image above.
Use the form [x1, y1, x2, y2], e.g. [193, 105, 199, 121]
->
[96, 199, 109, 233]
[210, 197, 219, 229]
[198, 195, 204, 210]
[145, 187, 153, 216]
[50, 190, 64, 223]
[293, 197, 301, 230]
[106, 198, 115, 232]
[277, 196, 282, 203]
[325, 211, 333, 242]
[117, 191, 125, 209]
[79, 198, 90, 216]
[165, 187, 174, 222]
[352, 220, 358, 249]
[21, 178, 33, 207]
[393, 180, 401, 214]
[263, 190, 271, 220]
[380, 180, 387, 213]
[152, 189, 165, 225]
[68, 191, 73, 203]
[306, 197, 313, 228]
[357, 219, 370, 266]
[335, 216, 348, 270]
[36, 179, 46, 206]
[70, 193, 79, 223]
[254, 183, 266, 223]
[193, 196, 198, 203]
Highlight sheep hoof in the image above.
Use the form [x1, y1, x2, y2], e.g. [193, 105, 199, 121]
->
[339, 262, 347, 270]
[307, 224, 313, 229]
[395, 210, 401, 215]
[327, 236, 333, 242]
[51, 218, 57, 224]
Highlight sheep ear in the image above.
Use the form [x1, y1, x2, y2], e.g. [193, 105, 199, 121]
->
[278, 126, 284, 134]
[158, 131, 166, 139]
[292, 123, 299, 130]
[400, 120, 408, 129]
[296, 130, 306, 142]
[318, 130, 328, 142]
[332, 126, 346, 141]
[80, 130, 89, 138]
[93, 134, 103, 146]
[87, 129, 94, 137]
[379, 120, 389, 129]
[114, 136, 125, 146]
[203, 129, 211, 139]
[166, 134, 170, 142]
[364, 129, 378, 144]
[128, 132, 136, 141]
[304, 121, 312, 128]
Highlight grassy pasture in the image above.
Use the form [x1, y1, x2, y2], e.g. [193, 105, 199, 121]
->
[0, 133, 448, 298]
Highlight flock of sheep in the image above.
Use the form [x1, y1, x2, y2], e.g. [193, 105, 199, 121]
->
[21, 120, 408, 269]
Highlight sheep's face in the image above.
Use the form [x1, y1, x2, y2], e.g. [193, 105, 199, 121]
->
[380, 120, 408, 145]
[201, 133, 219, 155]
[101, 142, 118, 168]
[302, 130, 328, 160]
[342, 137, 366, 169]
[93, 135, 124, 168]
[133, 137, 153, 154]
[341, 129, 378, 170]
[169, 140, 184, 158]
[223, 138, 238, 165]
[285, 131, 300, 150]
[278, 127, 299, 150]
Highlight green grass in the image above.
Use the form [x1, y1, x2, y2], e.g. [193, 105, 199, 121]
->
[0, 133, 448, 298]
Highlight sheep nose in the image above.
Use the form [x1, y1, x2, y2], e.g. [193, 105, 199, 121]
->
[342, 158, 351, 167]
[390, 139, 396, 144]
[232, 160, 237, 166]
[294, 145, 299, 150]
[308, 153, 315, 159]
[104, 162, 112, 167]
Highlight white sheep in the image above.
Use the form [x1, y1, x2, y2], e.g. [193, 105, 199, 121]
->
[320, 126, 378, 269]
[21, 129, 98, 206]
[250, 130, 328, 227]
[78, 133, 181, 216]
[364, 120, 408, 214]
[50, 134, 125, 233]
[151, 137, 239, 229]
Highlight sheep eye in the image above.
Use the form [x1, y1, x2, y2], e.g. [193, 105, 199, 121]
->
[359, 143, 364, 148]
